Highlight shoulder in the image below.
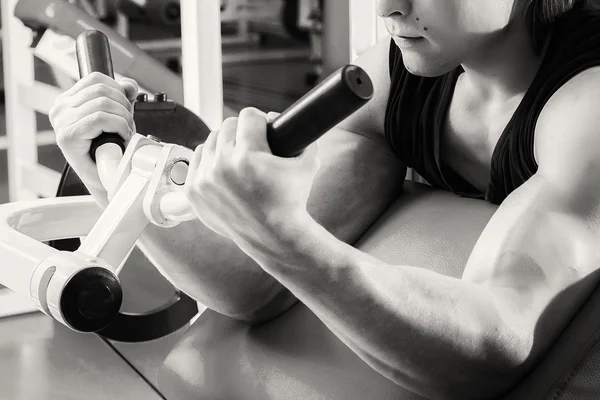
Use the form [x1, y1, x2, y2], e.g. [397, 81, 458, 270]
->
[534, 66, 600, 199]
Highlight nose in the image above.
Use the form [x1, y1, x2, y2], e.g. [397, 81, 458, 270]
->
[376, 0, 412, 18]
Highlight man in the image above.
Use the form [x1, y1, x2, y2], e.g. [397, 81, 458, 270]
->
[49, 0, 600, 398]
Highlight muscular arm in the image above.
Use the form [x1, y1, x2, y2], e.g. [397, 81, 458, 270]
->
[135, 38, 405, 323]
[236, 67, 600, 399]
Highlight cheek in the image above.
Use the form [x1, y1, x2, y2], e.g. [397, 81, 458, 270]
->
[460, 2, 514, 34]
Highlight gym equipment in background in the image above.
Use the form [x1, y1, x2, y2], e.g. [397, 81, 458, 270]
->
[116, 0, 181, 27]
[116, 0, 323, 80]
[14, 0, 186, 104]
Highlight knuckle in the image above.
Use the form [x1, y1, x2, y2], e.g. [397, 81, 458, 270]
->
[56, 129, 75, 147]
[88, 72, 106, 83]
[221, 117, 238, 131]
[92, 84, 110, 98]
[88, 111, 110, 127]
[239, 107, 256, 116]
[49, 98, 68, 124]
[55, 131, 68, 146]
[88, 110, 104, 123]
[96, 96, 114, 111]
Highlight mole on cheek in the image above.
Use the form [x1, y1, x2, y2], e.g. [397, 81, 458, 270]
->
[424, 27, 428, 31]
[416, 17, 420, 21]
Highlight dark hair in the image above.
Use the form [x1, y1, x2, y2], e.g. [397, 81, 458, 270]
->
[525, 0, 600, 53]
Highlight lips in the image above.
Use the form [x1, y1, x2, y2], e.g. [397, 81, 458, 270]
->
[389, 30, 422, 39]
[393, 35, 424, 49]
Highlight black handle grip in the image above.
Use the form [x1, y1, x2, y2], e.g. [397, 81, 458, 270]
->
[267, 65, 373, 158]
[75, 30, 126, 162]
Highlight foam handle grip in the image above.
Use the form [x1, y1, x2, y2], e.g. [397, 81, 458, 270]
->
[267, 65, 374, 158]
[75, 30, 126, 162]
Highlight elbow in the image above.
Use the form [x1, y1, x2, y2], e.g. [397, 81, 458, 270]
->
[396, 362, 527, 400]
[441, 329, 532, 400]
[383, 328, 531, 400]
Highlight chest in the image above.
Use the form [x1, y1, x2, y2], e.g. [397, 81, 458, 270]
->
[441, 78, 525, 193]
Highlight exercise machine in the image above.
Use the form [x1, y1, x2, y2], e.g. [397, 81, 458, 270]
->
[114, 0, 318, 65]
[14, 0, 186, 104]
[0, 30, 372, 335]
[116, 0, 182, 27]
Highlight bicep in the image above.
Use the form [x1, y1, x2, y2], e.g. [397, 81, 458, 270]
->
[461, 174, 591, 295]
[460, 173, 600, 360]
[462, 69, 600, 356]
[305, 37, 403, 244]
[308, 127, 406, 244]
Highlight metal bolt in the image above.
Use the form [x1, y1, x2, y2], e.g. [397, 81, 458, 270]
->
[170, 160, 189, 185]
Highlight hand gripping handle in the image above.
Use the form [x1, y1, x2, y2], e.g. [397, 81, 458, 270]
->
[267, 65, 373, 157]
[76, 30, 127, 163]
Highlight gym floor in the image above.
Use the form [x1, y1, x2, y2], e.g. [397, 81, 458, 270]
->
[0, 29, 316, 399]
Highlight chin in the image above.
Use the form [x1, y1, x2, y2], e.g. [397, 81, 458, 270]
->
[401, 52, 458, 77]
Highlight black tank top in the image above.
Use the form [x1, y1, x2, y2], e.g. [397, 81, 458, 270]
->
[384, 7, 600, 205]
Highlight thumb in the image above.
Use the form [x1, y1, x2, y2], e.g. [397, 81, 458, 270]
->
[118, 78, 139, 102]
[235, 107, 271, 152]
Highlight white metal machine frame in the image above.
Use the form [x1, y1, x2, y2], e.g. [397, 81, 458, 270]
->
[0, 132, 205, 330]
[0, 0, 391, 318]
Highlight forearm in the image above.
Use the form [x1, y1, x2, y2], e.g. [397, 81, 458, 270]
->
[136, 220, 297, 323]
[245, 217, 530, 400]
[85, 175, 295, 323]
[134, 127, 403, 323]
[89, 126, 403, 323]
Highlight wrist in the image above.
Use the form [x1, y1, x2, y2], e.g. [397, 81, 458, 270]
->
[255, 209, 343, 270]
[238, 208, 316, 267]
[250, 210, 354, 295]
[267, 208, 315, 245]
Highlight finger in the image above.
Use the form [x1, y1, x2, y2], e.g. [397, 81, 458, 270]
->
[215, 117, 237, 156]
[61, 112, 133, 145]
[234, 107, 270, 153]
[186, 143, 204, 187]
[50, 80, 130, 126]
[68, 83, 133, 112]
[55, 97, 135, 135]
[62, 72, 126, 98]
[199, 129, 219, 168]
[266, 111, 280, 122]
[117, 78, 139, 102]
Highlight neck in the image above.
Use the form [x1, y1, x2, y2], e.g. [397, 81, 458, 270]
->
[461, 17, 547, 101]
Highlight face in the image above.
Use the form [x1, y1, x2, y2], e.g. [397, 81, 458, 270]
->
[377, 0, 521, 76]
